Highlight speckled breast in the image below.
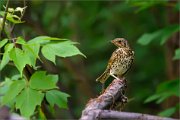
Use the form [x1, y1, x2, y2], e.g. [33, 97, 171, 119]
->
[111, 48, 134, 77]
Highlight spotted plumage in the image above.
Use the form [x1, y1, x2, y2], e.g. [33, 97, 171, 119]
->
[96, 38, 134, 83]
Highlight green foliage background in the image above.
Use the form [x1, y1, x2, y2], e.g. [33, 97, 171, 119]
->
[0, 0, 179, 119]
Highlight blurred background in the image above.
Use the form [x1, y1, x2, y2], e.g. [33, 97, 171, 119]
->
[0, 0, 179, 119]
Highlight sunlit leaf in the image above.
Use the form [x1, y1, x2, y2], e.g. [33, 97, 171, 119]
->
[22, 43, 40, 68]
[0, 43, 14, 70]
[0, 38, 8, 48]
[7, 7, 15, 13]
[15, 37, 40, 68]
[0, 78, 13, 104]
[0, 11, 24, 24]
[9, 48, 31, 76]
[158, 107, 176, 117]
[0, 18, 10, 37]
[16, 37, 26, 44]
[16, 87, 44, 117]
[28, 36, 68, 44]
[137, 31, 161, 45]
[137, 24, 180, 45]
[46, 90, 70, 109]
[29, 71, 58, 90]
[144, 94, 161, 103]
[2, 79, 25, 105]
[42, 41, 86, 63]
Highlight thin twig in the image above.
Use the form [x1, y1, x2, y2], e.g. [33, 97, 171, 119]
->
[0, 0, 10, 39]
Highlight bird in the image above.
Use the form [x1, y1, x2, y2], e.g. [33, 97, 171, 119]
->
[96, 38, 134, 84]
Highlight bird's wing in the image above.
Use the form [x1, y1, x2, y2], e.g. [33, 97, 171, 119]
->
[107, 48, 122, 69]
[122, 49, 134, 76]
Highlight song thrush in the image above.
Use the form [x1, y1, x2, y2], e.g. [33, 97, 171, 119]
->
[96, 38, 134, 83]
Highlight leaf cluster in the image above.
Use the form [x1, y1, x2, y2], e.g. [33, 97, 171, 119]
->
[0, 72, 70, 117]
[0, 6, 85, 118]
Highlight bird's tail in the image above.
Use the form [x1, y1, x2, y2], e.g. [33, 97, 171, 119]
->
[96, 69, 110, 83]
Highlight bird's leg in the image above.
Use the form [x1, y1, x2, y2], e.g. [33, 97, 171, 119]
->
[110, 74, 123, 83]
[110, 74, 119, 80]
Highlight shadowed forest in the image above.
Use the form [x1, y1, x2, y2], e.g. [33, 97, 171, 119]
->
[0, 0, 179, 119]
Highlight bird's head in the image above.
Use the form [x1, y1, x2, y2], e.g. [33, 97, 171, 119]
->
[111, 38, 129, 48]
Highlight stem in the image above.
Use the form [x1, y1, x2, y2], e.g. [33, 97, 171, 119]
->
[10, 0, 26, 34]
[0, 0, 10, 39]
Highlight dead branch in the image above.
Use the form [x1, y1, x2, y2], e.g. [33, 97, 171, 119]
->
[80, 79, 178, 120]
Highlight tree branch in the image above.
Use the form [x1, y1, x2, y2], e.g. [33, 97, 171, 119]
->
[80, 79, 177, 120]
[80, 79, 127, 120]
[81, 110, 178, 120]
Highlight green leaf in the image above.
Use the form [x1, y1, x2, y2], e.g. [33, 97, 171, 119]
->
[157, 79, 179, 97]
[15, 37, 40, 68]
[144, 79, 179, 104]
[22, 43, 40, 68]
[137, 31, 161, 45]
[127, 0, 167, 13]
[144, 94, 161, 103]
[16, 37, 26, 44]
[158, 107, 176, 117]
[42, 41, 86, 63]
[173, 48, 180, 60]
[0, 78, 13, 104]
[16, 87, 44, 117]
[0, 11, 24, 24]
[0, 43, 14, 70]
[137, 24, 180, 45]
[156, 94, 169, 104]
[2, 79, 26, 105]
[9, 43, 40, 74]
[0, 38, 8, 48]
[6, 7, 15, 13]
[160, 24, 180, 45]
[175, 1, 180, 11]
[29, 71, 58, 90]
[28, 36, 68, 44]
[11, 74, 21, 80]
[46, 90, 70, 109]
[9, 48, 31, 76]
